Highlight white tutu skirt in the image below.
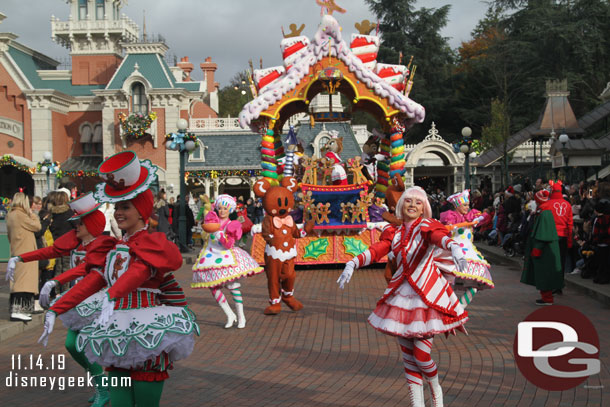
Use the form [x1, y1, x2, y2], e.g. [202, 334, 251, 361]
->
[368, 281, 468, 338]
[434, 226, 494, 291]
[192, 240, 263, 289]
[51, 289, 107, 331]
[75, 305, 199, 370]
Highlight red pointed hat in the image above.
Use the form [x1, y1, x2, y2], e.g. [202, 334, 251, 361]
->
[505, 186, 515, 196]
[93, 150, 157, 203]
[534, 189, 550, 206]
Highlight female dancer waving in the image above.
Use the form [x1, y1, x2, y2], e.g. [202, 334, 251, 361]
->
[338, 186, 469, 407]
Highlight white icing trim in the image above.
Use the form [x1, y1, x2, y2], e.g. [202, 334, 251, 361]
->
[265, 245, 297, 261]
[239, 15, 425, 130]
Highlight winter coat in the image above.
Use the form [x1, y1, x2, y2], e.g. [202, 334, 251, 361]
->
[6, 207, 41, 294]
[521, 210, 563, 291]
[155, 199, 171, 234]
[49, 203, 75, 240]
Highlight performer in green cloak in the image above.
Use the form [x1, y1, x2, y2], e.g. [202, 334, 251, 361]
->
[521, 190, 563, 305]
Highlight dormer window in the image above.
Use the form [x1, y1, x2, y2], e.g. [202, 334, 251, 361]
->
[78, 0, 87, 20]
[95, 0, 105, 20]
[131, 82, 148, 114]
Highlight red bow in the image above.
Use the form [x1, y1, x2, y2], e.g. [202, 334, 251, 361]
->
[273, 216, 294, 228]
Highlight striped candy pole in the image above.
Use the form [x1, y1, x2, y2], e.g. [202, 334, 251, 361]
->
[261, 128, 280, 186]
[375, 133, 391, 197]
[389, 118, 406, 180]
[459, 287, 478, 307]
[273, 127, 286, 177]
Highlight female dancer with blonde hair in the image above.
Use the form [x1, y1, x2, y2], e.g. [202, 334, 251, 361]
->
[338, 186, 469, 407]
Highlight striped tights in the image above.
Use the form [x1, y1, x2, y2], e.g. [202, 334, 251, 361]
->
[210, 284, 243, 305]
[398, 336, 437, 385]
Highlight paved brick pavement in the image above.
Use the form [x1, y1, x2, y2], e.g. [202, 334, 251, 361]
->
[0, 255, 608, 406]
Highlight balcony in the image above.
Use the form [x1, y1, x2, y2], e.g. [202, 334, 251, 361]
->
[189, 117, 243, 132]
[51, 14, 139, 47]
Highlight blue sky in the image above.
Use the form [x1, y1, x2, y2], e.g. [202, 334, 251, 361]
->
[0, 0, 489, 86]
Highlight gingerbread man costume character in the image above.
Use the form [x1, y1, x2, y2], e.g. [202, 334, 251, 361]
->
[254, 176, 314, 314]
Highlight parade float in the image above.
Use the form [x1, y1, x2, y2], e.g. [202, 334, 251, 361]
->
[239, 2, 425, 265]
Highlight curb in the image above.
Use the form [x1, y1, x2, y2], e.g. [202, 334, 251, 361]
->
[0, 312, 45, 343]
[478, 246, 610, 307]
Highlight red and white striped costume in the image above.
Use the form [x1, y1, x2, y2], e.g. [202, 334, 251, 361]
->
[350, 217, 468, 338]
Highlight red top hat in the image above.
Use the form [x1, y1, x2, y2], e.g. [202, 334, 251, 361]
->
[68, 192, 102, 221]
[93, 150, 157, 203]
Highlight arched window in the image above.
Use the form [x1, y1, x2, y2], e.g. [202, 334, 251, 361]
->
[78, 0, 88, 20]
[95, 0, 105, 20]
[131, 83, 148, 114]
[92, 123, 103, 154]
[313, 134, 330, 158]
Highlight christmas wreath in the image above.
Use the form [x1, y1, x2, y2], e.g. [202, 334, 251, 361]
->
[118, 112, 157, 139]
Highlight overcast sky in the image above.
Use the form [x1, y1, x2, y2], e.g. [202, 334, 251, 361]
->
[0, 0, 489, 86]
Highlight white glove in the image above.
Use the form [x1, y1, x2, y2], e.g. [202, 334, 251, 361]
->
[95, 295, 115, 328]
[5, 256, 20, 281]
[473, 215, 485, 225]
[37, 311, 56, 347]
[450, 244, 468, 274]
[39, 280, 57, 308]
[337, 260, 356, 289]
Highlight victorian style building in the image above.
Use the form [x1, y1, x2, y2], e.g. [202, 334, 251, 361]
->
[0, 0, 219, 199]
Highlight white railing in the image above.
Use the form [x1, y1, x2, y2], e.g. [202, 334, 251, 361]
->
[51, 15, 139, 39]
[189, 117, 243, 132]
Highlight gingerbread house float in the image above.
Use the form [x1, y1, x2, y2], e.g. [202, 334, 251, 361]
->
[240, 12, 425, 265]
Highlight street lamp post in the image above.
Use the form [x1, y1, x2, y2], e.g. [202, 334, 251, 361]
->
[38, 151, 57, 195]
[459, 127, 473, 191]
[166, 119, 198, 252]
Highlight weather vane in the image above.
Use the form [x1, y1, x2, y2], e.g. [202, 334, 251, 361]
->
[315, 0, 346, 16]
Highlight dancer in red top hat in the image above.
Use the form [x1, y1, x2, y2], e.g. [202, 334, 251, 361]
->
[337, 186, 469, 407]
[539, 180, 573, 274]
[38, 151, 199, 407]
[8, 192, 115, 406]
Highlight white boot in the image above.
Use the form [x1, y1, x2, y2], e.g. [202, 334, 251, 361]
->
[219, 301, 237, 328]
[10, 312, 32, 322]
[34, 300, 44, 313]
[407, 383, 425, 407]
[427, 376, 444, 407]
[235, 302, 246, 329]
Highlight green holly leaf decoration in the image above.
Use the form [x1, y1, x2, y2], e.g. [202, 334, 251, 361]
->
[343, 237, 368, 257]
[303, 238, 329, 259]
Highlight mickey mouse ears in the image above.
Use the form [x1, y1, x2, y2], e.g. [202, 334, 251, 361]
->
[93, 150, 158, 203]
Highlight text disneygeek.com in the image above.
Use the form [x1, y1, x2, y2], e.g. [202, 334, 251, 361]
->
[5, 371, 131, 391]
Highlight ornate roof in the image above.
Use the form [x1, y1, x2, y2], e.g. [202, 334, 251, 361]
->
[239, 15, 425, 132]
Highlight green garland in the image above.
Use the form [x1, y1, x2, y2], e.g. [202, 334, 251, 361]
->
[0, 154, 36, 174]
[119, 112, 157, 139]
